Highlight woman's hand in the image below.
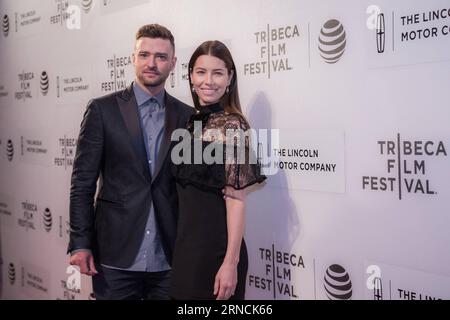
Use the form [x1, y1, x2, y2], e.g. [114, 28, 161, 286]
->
[216, 186, 245, 300]
[214, 262, 238, 300]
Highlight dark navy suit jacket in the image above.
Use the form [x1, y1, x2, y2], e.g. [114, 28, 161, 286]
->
[68, 84, 194, 268]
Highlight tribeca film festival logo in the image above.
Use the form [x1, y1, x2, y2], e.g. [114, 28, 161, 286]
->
[61, 265, 81, 299]
[50, 0, 92, 30]
[323, 264, 352, 300]
[18, 201, 37, 231]
[2, 14, 9, 37]
[248, 245, 305, 299]
[54, 136, 77, 169]
[101, 55, 132, 92]
[50, 0, 72, 26]
[8, 262, 16, 285]
[15, 71, 34, 101]
[244, 24, 299, 78]
[362, 134, 447, 200]
[18, 201, 53, 233]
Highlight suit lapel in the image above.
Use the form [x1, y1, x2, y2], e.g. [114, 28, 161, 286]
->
[116, 84, 152, 182]
[153, 93, 179, 181]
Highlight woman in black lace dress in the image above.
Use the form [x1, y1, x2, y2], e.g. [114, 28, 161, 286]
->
[169, 41, 266, 300]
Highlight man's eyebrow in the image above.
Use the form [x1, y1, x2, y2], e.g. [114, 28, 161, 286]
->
[137, 50, 168, 56]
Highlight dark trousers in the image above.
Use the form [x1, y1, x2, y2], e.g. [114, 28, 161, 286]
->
[92, 264, 171, 300]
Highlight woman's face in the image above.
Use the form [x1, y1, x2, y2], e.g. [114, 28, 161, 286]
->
[191, 54, 233, 106]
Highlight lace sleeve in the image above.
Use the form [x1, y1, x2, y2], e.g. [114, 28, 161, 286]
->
[223, 114, 266, 190]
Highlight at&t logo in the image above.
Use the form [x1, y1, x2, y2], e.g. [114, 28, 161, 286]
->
[323, 264, 352, 300]
[43, 207, 52, 232]
[318, 19, 346, 64]
[2, 14, 9, 37]
[8, 262, 16, 285]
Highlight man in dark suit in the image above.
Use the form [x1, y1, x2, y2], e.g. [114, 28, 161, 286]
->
[68, 24, 194, 299]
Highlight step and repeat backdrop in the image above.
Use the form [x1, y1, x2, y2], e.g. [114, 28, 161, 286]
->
[0, 0, 449, 300]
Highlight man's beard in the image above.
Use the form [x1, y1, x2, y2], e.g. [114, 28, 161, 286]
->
[138, 71, 168, 88]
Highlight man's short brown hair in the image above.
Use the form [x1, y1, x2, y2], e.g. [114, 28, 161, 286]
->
[135, 24, 175, 52]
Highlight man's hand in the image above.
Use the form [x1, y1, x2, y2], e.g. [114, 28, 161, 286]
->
[69, 250, 98, 276]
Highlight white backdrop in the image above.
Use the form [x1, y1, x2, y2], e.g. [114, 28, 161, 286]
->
[0, 0, 449, 300]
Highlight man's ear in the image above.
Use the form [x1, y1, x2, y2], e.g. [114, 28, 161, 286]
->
[171, 56, 177, 71]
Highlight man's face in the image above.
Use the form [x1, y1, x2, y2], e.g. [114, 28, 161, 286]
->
[132, 37, 176, 91]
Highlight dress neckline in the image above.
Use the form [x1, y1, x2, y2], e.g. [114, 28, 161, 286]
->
[197, 102, 223, 115]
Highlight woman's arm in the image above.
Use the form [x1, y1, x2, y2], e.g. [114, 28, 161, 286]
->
[214, 186, 246, 300]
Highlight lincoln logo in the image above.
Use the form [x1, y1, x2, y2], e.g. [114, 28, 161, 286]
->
[40, 71, 49, 95]
[170, 70, 175, 88]
[2, 14, 9, 37]
[376, 13, 385, 53]
[318, 19, 346, 64]
[373, 277, 383, 300]
[323, 264, 352, 300]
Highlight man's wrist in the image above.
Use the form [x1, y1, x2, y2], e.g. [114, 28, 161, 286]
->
[70, 248, 92, 256]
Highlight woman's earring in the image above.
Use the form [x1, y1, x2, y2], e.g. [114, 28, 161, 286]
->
[191, 86, 195, 93]
[226, 86, 230, 94]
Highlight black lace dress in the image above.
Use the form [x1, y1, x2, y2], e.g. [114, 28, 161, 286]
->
[170, 103, 266, 300]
